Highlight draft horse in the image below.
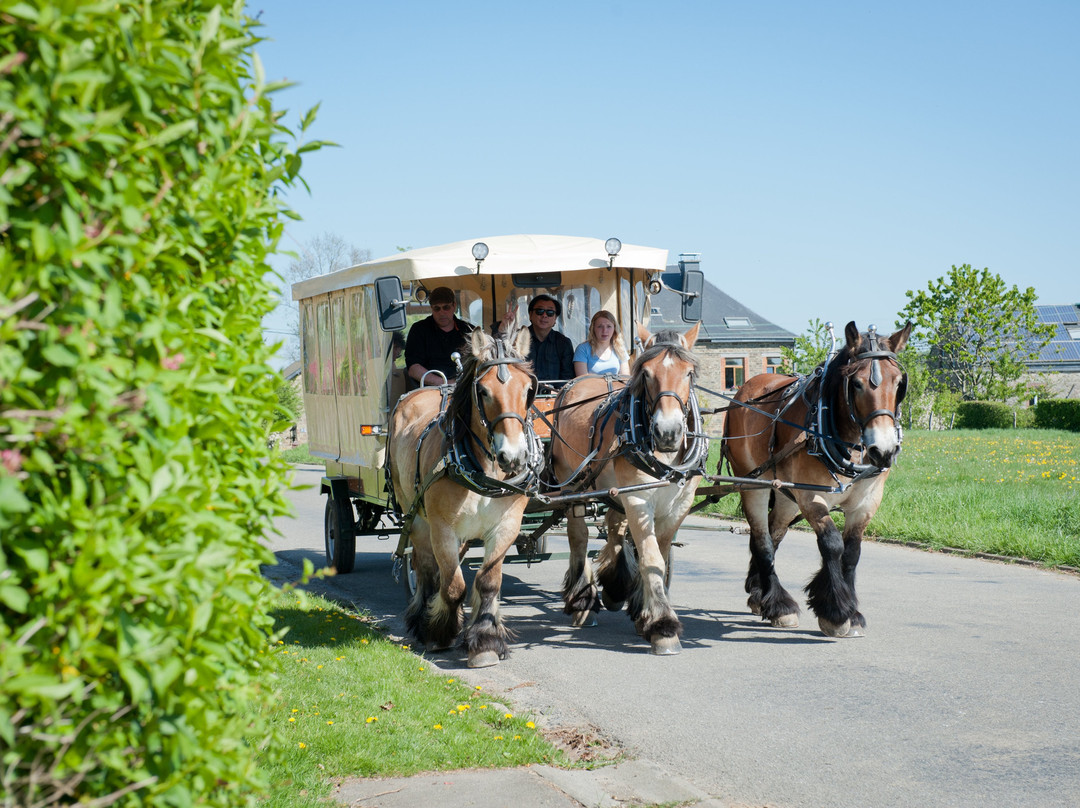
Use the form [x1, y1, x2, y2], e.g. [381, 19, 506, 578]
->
[388, 328, 541, 667]
[722, 321, 911, 637]
[550, 323, 706, 655]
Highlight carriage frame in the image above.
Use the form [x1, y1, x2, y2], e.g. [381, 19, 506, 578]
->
[291, 234, 711, 575]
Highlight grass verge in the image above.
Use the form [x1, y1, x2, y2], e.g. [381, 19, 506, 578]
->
[699, 428, 1079, 568]
[256, 589, 567, 808]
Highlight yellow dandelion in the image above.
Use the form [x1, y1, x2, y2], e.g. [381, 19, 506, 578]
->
[291, 709, 299, 713]
[366, 716, 377, 724]
[447, 678, 455, 684]
[504, 713, 513, 719]
[361, 638, 369, 645]
[526, 721, 535, 729]
[449, 710, 457, 716]
[433, 724, 443, 730]
[317, 665, 323, 670]
[327, 721, 334, 725]
[475, 685, 482, 691]
[514, 735, 522, 740]
[288, 718, 295, 723]
[494, 735, 503, 740]
[298, 742, 306, 749]
[479, 705, 487, 709]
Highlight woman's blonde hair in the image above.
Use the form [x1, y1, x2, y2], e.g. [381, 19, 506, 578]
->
[587, 310, 627, 359]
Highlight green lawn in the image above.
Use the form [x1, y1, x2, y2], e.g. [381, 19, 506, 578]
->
[255, 590, 567, 808]
[700, 429, 1080, 568]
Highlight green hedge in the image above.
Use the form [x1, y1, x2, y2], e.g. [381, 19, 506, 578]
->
[954, 401, 1031, 429]
[1, 3, 322, 806]
[1035, 398, 1080, 432]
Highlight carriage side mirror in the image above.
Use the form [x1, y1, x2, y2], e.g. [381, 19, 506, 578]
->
[680, 268, 704, 323]
[374, 275, 407, 332]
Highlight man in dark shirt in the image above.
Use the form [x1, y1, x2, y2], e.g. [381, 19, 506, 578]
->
[525, 294, 573, 386]
[404, 286, 473, 387]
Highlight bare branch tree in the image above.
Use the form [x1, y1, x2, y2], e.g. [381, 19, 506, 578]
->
[274, 232, 372, 362]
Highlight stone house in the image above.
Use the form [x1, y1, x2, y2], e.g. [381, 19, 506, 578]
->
[650, 269, 796, 405]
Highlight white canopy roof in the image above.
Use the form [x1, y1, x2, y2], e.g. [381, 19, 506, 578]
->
[292, 234, 669, 301]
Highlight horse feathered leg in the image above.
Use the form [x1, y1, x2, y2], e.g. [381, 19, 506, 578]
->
[624, 497, 682, 655]
[425, 523, 467, 652]
[404, 522, 438, 644]
[595, 509, 632, 612]
[562, 512, 599, 627]
[742, 488, 800, 627]
[464, 552, 513, 667]
[803, 505, 858, 638]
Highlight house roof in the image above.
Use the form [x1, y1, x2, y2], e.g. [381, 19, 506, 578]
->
[1025, 303, 1080, 371]
[282, 360, 302, 381]
[650, 270, 796, 347]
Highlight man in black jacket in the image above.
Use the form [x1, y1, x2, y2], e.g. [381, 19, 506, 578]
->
[524, 294, 573, 386]
[404, 286, 473, 387]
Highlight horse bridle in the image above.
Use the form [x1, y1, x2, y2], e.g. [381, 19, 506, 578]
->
[469, 347, 538, 455]
[843, 326, 907, 429]
[624, 366, 707, 480]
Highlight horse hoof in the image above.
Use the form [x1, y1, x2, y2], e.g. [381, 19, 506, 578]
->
[843, 625, 865, 638]
[570, 611, 598, 628]
[818, 618, 852, 638]
[468, 650, 501, 668]
[770, 613, 799, 629]
[747, 598, 762, 616]
[650, 636, 682, 656]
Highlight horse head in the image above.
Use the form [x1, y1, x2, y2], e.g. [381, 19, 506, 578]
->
[836, 320, 912, 468]
[459, 328, 537, 475]
[631, 322, 701, 453]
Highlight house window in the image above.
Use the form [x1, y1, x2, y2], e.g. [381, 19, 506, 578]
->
[764, 356, 785, 374]
[724, 357, 746, 389]
[724, 317, 751, 329]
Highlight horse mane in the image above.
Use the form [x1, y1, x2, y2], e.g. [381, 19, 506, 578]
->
[626, 336, 699, 401]
[448, 330, 531, 429]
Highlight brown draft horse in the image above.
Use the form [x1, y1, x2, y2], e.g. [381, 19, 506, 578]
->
[388, 328, 540, 667]
[723, 321, 911, 638]
[550, 323, 704, 655]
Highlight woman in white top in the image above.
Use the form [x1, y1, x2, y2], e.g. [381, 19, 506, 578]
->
[573, 310, 630, 377]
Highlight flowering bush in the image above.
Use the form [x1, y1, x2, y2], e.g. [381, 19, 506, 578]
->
[0, 3, 323, 805]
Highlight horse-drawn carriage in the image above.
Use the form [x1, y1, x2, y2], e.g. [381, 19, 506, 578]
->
[291, 234, 910, 665]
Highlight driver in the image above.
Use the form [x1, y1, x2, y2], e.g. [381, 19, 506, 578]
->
[404, 286, 474, 387]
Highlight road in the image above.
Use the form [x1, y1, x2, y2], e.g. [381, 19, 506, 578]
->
[270, 465, 1080, 808]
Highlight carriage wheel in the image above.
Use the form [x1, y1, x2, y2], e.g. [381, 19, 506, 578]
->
[323, 495, 356, 574]
[399, 549, 418, 602]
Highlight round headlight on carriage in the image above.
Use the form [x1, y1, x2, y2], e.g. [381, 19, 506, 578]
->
[472, 242, 489, 261]
[605, 237, 622, 258]
[415, 286, 428, 303]
[648, 278, 663, 295]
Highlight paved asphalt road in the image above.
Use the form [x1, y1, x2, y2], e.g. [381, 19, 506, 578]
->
[271, 465, 1080, 808]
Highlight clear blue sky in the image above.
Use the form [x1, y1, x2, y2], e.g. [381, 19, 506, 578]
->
[252, 0, 1078, 339]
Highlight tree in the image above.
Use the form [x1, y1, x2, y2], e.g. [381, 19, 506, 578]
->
[0, 2, 325, 805]
[898, 265, 1055, 401]
[781, 318, 834, 374]
[276, 232, 370, 361]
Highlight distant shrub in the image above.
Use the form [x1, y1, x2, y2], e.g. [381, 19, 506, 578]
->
[1035, 399, 1080, 432]
[0, 3, 323, 806]
[955, 401, 1016, 429]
